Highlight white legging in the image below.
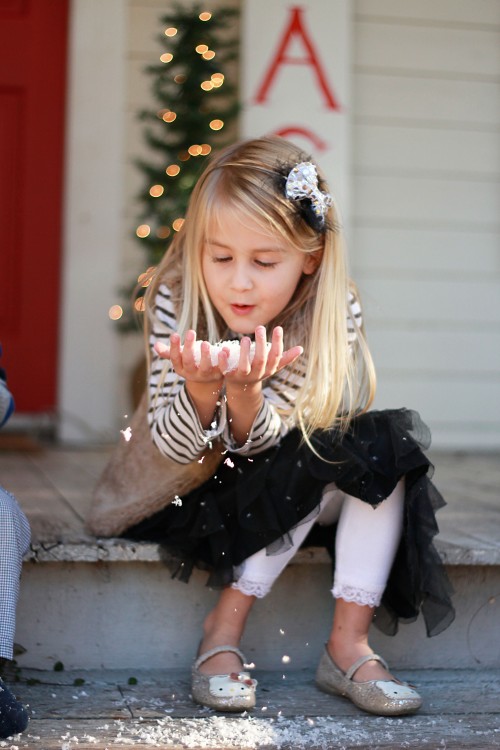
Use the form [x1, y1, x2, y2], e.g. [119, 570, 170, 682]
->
[232, 480, 404, 607]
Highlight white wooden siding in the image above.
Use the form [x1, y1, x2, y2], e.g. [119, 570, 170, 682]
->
[351, 0, 500, 448]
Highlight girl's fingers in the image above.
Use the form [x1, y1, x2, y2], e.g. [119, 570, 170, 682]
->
[237, 336, 252, 373]
[154, 341, 170, 358]
[198, 340, 213, 371]
[181, 330, 197, 367]
[266, 326, 284, 370]
[279, 345, 303, 369]
[251, 326, 267, 370]
[168, 333, 183, 367]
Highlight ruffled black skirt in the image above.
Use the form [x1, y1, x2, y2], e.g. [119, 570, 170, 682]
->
[124, 408, 455, 638]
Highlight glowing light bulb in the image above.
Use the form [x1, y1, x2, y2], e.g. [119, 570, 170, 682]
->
[199, 11, 212, 21]
[137, 270, 153, 287]
[209, 119, 224, 131]
[136, 224, 150, 238]
[164, 27, 177, 37]
[166, 164, 180, 177]
[149, 185, 164, 197]
[172, 218, 185, 232]
[196, 44, 208, 54]
[157, 226, 171, 239]
[201, 81, 214, 91]
[178, 151, 190, 161]
[211, 73, 224, 88]
[188, 145, 202, 156]
[174, 74, 186, 84]
[134, 297, 146, 312]
[160, 53, 173, 63]
[162, 111, 177, 123]
[202, 50, 215, 60]
[109, 305, 123, 321]
[200, 144, 212, 155]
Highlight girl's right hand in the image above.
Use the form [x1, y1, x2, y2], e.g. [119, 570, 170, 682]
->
[154, 330, 226, 384]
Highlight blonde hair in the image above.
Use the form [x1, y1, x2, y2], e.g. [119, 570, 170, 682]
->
[145, 136, 376, 439]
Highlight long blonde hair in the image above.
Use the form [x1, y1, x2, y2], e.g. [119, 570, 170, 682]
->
[145, 136, 376, 438]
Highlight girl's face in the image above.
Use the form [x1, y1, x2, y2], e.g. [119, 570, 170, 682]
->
[202, 208, 317, 334]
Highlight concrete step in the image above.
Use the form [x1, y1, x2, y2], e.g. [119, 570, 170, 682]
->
[1, 446, 499, 672]
[5, 666, 500, 749]
[16, 538, 500, 672]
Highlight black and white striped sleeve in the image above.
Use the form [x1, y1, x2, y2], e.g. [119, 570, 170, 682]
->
[148, 284, 226, 463]
[221, 359, 306, 456]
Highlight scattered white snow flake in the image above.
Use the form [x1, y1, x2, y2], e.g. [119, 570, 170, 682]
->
[282, 655, 291, 664]
[224, 457, 235, 468]
[172, 495, 183, 506]
[279, 628, 285, 635]
[198, 456, 205, 463]
[120, 426, 133, 442]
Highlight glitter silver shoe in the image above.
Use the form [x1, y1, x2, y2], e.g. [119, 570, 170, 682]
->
[191, 645, 258, 712]
[315, 646, 422, 716]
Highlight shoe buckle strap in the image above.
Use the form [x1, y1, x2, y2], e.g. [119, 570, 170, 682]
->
[345, 653, 389, 681]
[193, 645, 247, 671]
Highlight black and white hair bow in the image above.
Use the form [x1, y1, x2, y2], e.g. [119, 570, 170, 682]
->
[285, 162, 333, 230]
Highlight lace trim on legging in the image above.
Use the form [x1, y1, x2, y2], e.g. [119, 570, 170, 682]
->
[231, 578, 272, 599]
[332, 582, 384, 608]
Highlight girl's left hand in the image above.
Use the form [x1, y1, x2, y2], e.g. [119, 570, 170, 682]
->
[222, 326, 302, 384]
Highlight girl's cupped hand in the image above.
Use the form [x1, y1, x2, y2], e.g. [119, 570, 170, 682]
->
[153, 326, 303, 384]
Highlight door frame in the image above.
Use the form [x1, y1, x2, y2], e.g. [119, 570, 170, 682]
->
[58, 0, 127, 442]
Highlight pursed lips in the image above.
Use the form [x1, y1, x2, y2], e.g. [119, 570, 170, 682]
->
[230, 303, 255, 315]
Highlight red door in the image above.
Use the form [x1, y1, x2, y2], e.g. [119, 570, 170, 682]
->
[0, 0, 68, 412]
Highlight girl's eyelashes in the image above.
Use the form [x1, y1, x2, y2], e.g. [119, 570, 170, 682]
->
[255, 260, 278, 268]
[210, 255, 278, 269]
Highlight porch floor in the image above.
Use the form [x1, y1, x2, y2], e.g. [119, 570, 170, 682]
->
[6, 665, 500, 749]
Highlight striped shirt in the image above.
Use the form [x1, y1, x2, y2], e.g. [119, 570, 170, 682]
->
[148, 284, 362, 464]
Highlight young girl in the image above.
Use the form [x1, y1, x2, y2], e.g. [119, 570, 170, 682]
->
[123, 136, 454, 716]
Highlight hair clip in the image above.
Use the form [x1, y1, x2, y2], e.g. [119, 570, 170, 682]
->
[285, 162, 333, 230]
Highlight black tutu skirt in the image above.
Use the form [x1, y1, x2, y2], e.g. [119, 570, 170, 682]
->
[124, 408, 455, 638]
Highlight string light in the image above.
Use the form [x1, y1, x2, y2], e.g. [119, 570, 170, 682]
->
[199, 11, 212, 21]
[157, 226, 171, 239]
[196, 44, 208, 54]
[160, 53, 173, 63]
[166, 164, 180, 176]
[201, 81, 214, 91]
[164, 27, 177, 36]
[134, 298, 146, 312]
[200, 144, 212, 155]
[178, 151, 190, 161]
[209, 119, 224, 130]
[136, 224, 150, 238]
[162, 111, 177, 123]
[211, 73, 224, 87]
[202, 50, 215, 60]
[174, 74, 186, 84]
[137, 270, 152, 286]
[188, 145, 202, 156]
[109, 305, 123, 321]
[172, 218, 185, 231]
[149, 185, 164, 197]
